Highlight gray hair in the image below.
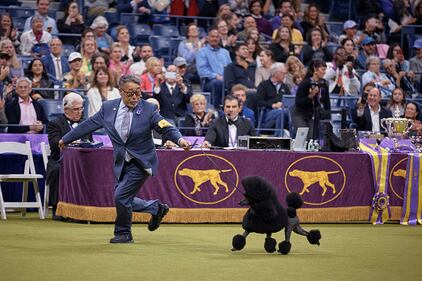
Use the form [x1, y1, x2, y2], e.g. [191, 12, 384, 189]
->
[118, 74, 140, 88]
[90, 16, 109, 30]
[31, 15, 44, 24]
[63, 92, 83, 108]
[16, 77, 32, 88]
[270, 62, 286, 77]
[366, 56, 380, 69]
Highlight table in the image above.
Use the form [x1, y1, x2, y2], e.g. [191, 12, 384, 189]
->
[57, 148, 408, 223]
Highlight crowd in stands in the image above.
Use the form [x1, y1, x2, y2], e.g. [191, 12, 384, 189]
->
[0, 0, 422, 143]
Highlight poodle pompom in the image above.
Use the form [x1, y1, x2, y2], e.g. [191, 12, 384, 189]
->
[232, 234, 246, 251]
[278, 241, 291, 255]
[286, 206, 297, 218]
[307, 230, 321, 246]
[264, 237, 277, 253]
[241, 176, 277, 202]
[286, 192, 304, 209]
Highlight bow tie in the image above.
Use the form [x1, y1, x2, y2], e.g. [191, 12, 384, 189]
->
[227, 119, 238, 126]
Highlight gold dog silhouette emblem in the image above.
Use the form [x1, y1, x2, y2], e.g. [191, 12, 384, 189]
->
[289, 169, 339, 196]
[178, 168, 231, 195]
[393, 169, 406, 178]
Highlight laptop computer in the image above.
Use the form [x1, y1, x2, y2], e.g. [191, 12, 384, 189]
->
[292, 127, 309, 151]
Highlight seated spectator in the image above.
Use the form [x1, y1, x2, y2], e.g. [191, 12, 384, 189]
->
[255, 49, 275, 87]
[216, 3, 233, 19]
[173, 57, 193, 94]
[57, 1, 85, 45]
[404, 101, 422, 136]
[75, 28, 95, 53]
[0, 39, 24, 80]
[109, 42, 132, 84]
[338, 20, 359, 45]
[80, 38, 98, 77]
[41, 38, 70, 85]
[244, 26, 265, 44]
[324, 46, 361, 99]
[222, 12, 240, 36]
[182, 94, 215, 136]
[26, 58, 54, 100]
[202, 95, 256, 148]
[129, 44, 158, 77]
[278, 13, 304, 54]
[24, 0, 58, 34]
[383, 58, 415, 96]
[0, 13, 20, 53]
[215, 18, 237, 51]
[386, 87, 406, 116]
[256, 62, 290, 136]
[352, 87, 392, 132]
[5, 77, 47, 134]
[362, 56, 395, 98]
[237, 16, 266, 42]
[271, 0, 302, 33]
[356, 15, 386, 45]
[20, 15, 52, 56]
[229, 0, 250, 17]
[387, 43, 410, 71]
[90, 16, 113, 55]
[387, 0, 417, 43]
[86, 66, 120, 117]
[300, 3, 330, 40]
[301, 28, 332, 67]
[63, 52, 87, 89]
[410, 39, 422, 92]
[249, 0, 273, 36]
[153, 65, 192, 124]
[46, 92, 92, 219]
[284, 55, 306, 91]
[0, 51, 12, 97]
[140, 57, 164, 97]
[356, 36, 379, 70]
[224, 43, 257, 93]
[269, 26, 297, 63]
[231, 84, 255, 125]
[177, 23, 204, 82]
[90, 52, 109, 75]
[115, 26, 135, 62]
[196, 29, 232, 106]
[245, 36, 261, 66]
[292, 60, 331, 140]
[341, 38, 358, 62]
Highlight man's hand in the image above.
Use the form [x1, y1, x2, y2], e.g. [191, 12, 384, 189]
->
[30, 121, 44, 132]
[58, 139, 65, 150]
[178, 138, 191, 151]
[272, 102, 283, 109]
[202, 140, 211, 148]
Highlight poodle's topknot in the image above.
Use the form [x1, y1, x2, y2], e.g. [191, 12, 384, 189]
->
[241, 176, 277, 201]
[286, 192, 304, 209]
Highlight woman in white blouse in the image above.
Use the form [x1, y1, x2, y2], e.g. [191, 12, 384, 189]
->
[86, 66, 120, 117]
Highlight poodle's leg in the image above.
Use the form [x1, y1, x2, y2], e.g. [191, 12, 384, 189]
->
[278, 227, 292, 255]
[232, 231, 249, 251]
[264, 233, 277, 253]
[291, 217, 321, 246]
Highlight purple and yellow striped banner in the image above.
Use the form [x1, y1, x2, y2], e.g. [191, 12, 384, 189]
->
[400, 153, 422, 225]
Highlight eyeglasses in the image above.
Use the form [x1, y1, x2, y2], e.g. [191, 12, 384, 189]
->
[68, 107, 84, 113]
[120, 88, 141, 97]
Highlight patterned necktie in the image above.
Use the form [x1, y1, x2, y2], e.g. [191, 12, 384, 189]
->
[120, 107, 131, 142]
[56, 58, 62, 80]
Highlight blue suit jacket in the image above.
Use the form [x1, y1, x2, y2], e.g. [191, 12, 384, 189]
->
[62, 99, 183, 178]
[41, 55, 70, 84]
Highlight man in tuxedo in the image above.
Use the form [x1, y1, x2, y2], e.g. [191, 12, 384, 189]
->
[46, 92, 92, 219]
[352, 87, 392, 132]
[203, 95, 256, 148]
[41, 38, 70, 85]
[153, 64, 192, 124]
[59, 75, 190, 243]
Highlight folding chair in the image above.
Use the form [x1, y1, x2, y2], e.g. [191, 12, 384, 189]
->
[0, 141, 45, 220]
[40, 142, 51, 217]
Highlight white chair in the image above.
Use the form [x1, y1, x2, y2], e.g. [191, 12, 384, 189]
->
[0, 141, 45, 220]
[40, 142, 51, 217]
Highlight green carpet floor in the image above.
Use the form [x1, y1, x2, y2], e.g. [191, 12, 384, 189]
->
[0, 213, 421, 281]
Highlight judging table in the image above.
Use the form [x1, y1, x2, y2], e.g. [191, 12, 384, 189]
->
[56, 147, 408, 223]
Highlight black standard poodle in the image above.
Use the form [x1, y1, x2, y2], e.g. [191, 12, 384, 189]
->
[231, 176, 321, 255]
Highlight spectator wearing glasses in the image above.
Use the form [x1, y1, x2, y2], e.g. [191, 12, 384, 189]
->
[362, 56, 395, 98]
[59, 74, 190, 243]
[23, 0, 58, 34]
[5, 77, 47, 134]
[20, 15, 52, 56]
[356, 36, 379, 70]
[182, 93, 215, 137]
[46, 92, 92, 220]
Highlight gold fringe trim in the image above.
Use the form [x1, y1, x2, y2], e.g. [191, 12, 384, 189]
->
[56, 202, 404, 223]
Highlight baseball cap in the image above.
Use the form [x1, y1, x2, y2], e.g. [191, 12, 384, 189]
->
[413, 39, 422, 49]
[68, 52, 82, 62]
[362, 36, 376, 46]
[173, 57, 187, 67]
[343, 20, 357, 30]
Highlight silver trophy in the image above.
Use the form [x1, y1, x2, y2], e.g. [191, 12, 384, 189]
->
[381, 108, 413, 151]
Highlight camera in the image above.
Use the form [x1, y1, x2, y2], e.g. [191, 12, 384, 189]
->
[346, 55, 354, 62]
[165, 71, 177, 80]
[361, 92, 368, 104]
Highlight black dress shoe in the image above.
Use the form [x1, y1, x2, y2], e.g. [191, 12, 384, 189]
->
[148, 203, 169, 231]
[109, 234, 134, 243]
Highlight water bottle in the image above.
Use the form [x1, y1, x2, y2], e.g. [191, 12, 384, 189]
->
[307, 139, 314, 151]
[313, 140, 320, 151]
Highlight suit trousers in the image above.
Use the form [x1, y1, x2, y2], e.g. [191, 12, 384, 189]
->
[114, 160, 159, 236]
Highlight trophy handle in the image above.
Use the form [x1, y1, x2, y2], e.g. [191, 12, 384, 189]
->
[380, 118, 387, 131]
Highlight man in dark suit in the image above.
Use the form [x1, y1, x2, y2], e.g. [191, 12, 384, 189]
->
[203, 95, 256, 148]
[5, 77, 47, 134]
[41, 38, 70, 85]
[47, 92, 92, 220]
[352, 87, 392, 132]
[59, 75, 190, 243]
[153, 65, 192, 124]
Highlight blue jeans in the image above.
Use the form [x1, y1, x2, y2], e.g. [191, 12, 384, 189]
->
[263, 108, 289, 137]
[203, 78, 224, 107]
[114, 160, 159, 236]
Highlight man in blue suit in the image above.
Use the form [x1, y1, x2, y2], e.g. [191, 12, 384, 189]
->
[59, 75, 191, 243]
[41, 38, 70, 85]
